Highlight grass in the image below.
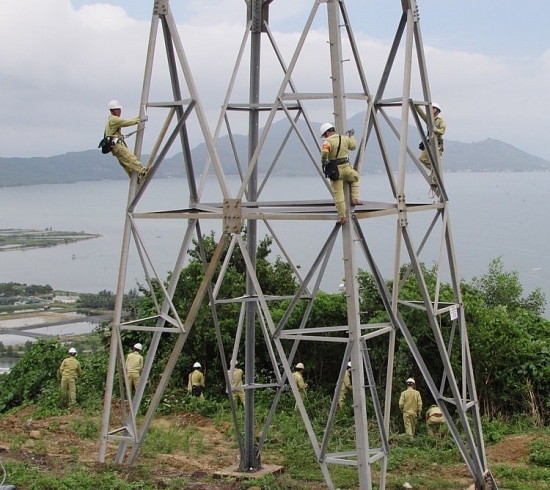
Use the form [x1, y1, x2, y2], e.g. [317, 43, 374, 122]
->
[2, 401, 550, 489]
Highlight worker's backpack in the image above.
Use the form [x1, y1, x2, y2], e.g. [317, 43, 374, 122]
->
[98, 134, 112, 154]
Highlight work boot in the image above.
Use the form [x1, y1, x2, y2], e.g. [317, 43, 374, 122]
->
[137, 167, 149, 184]
[428, 184, 440, 200]
[351, 199, 362, 206]
[337, 217, 347, 225]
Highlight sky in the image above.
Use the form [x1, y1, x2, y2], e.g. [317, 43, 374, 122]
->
[1, 0, 549, 160]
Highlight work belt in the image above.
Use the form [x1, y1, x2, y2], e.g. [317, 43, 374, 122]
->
[328, 158, 349, 165]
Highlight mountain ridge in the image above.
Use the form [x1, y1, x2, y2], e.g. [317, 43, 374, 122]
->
[1, 116, 549, 187]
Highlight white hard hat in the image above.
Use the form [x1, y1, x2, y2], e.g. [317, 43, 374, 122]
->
[296, 362, 305, 370]
[193, 362, 201, 368]
[69, 347, 77, 354]
[432, 102, 441, 112]
[320, 122, 334, 137]
[406, 377, 415, 384]
[134, 343, 142, 351]
[108, 100, 122, 110]
[347, 362, 352, 368]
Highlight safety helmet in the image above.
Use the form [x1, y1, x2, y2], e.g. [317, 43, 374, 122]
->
[347, 361, 352, 368]
[68, 347, 77, 355]
[296, 362, 305, 370]
[320, 122, 334, 137]
[193, 362, 201, 368]
[134, 343, 142, 351]
[406, 377, 415, 385]
[108, 100, 122, 110]
[432, 102, 441, 112]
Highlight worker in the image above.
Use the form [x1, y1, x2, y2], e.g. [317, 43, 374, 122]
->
[426, 404, 446, 437]
[105, 100, 149, 181]
[320, 123, 362, 225]
[125, 343, 144, 395]
[398, 377, 422, 436]
[338, 362, 353, 409]
[188, 361, 205, 401]
[59, 347, 82, 405]
[292, 362, 308, 402]
[228, 360, 245, 408]
[416, 102, 446, 188]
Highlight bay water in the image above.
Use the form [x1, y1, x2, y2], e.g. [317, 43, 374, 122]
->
[0, 173, 548, 315]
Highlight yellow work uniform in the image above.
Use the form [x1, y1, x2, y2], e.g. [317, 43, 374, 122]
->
[59, 356, 82, 404]
[105, 115, 146, 177]
[125, 351, 144, 393]
[320, 133, 359, 219]
[292, 371, 308, 400]
[416, 107, 446, 181]
[399, 387, 422, 436]
[338, 369, 353, 409]
[229, 367, 245, 407]
[188, 369, 205, 400]
[425, 404, 445, 436]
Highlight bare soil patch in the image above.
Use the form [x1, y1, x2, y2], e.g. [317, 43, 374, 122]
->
[486, 433, 534, 466]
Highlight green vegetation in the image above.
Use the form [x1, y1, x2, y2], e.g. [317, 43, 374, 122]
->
[0, 233, 548, 488]
[76, 288, 141, 314]
[0, 228, 101, 251]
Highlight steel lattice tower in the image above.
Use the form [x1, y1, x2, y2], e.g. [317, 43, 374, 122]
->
[99, 1, 498, 488]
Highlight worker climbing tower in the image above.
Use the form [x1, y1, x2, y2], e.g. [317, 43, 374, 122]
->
[99, 1, 497, 489]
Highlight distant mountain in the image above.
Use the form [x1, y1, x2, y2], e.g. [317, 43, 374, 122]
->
[2, 116, 549, 187]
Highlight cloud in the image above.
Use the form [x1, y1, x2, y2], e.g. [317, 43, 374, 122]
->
[1, 0, 549, 160]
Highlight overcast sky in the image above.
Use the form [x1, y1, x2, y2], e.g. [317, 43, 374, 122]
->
[2, 0, 549, 160]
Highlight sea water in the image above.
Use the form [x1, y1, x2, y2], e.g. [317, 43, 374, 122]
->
[0, 173, 548, 313]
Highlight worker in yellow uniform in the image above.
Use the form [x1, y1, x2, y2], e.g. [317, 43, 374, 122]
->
[338, 362, 353, 409]
[320, 123, 362, 225]
[228, 360, 245, 408]
[105, 100, 148, 181]
[59, 347, 82, 405]
[125, 343, 144, 395]
[292, 362, 308, 406]
[188, 362, 205, 401]
[399, 377, 422, 436]
[425, 404, 446, 437]
[416, 102, 446, 188]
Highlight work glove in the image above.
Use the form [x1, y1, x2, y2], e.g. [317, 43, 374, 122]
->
[140, 115, 148, 123]
[346, 129, 355, 137]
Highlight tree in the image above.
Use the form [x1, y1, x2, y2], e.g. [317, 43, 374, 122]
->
[134, 230, 300, 390]
[472, 257, 546, 314]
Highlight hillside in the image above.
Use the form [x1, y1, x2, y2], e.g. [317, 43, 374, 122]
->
[1, 115, 549, 187]
[0, 404, 544, 489]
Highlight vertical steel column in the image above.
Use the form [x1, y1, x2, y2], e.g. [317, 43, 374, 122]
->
[326, 0, 371, 487]
[241, 0, 262, 472]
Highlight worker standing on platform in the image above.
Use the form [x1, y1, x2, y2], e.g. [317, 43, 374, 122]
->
[320, 123, 362, 225]
[105, 100, 149, 181]
[399, 377, 422, 436]
[59, 347, 81, 405]
[416, 102, 446, 188]
[125, 343, 144, 395]
[338, 362, 353, 409]
[188, 362, 205, 401]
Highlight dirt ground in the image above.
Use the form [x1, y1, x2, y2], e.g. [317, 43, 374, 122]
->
[0, 406, 535, 489]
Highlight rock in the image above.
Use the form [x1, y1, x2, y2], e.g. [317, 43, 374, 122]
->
[403, 483, 413, 489]
[29, 430, 41, 439]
